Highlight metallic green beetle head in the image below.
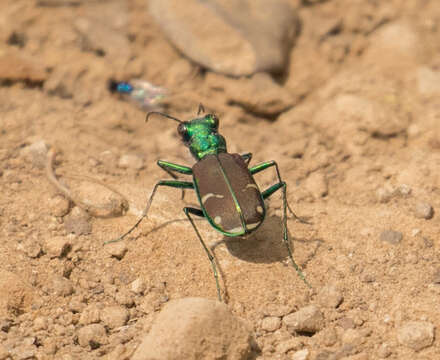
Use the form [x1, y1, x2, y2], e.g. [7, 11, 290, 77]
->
[146, 110, 227, 161]
[178, 114, 227, 160]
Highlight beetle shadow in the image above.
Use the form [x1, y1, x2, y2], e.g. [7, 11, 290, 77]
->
[212, 215, 317, 266]
[141, 213, 319, 267]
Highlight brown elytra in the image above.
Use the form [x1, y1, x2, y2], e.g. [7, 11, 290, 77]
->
[192, 153, 266, 236]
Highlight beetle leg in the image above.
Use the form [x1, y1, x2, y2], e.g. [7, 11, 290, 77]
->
[105, 180, 194, 244]
[240, 152, 253, 166]
[253, 161, 312, 289]
[157, 160, 193, 201]
[184, 207, 222, 302]
[250, 161, 310, 224]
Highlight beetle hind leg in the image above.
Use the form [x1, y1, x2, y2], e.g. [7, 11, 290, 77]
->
[252, 160, 312, 289]
[184, 207, 222, 301]
[105, 180, 194, 244]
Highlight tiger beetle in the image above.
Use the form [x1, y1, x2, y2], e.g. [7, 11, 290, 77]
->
[108, 105, 312, 301]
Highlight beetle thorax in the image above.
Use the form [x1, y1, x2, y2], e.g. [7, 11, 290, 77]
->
[189, 132, 227, 160]
[179, 116, 227, 160]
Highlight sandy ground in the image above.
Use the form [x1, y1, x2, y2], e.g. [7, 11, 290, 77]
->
[1, 0, 440, 359]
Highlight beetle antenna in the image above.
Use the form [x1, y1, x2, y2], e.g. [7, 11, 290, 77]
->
[145, 111, 183, 124]
[197, 103, 205, 115]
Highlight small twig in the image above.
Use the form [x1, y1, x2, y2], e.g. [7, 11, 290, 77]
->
[46, 148, 128, 218]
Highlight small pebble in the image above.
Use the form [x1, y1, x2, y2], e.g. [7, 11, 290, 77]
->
[100, 306, 129, 329]
[44, 236, 71, 258]
[317, 284, 343, 308]
[375, 187, 394, 203]
[77, 324, 108, 349]
[413, 201, 433, 219]
[283, 305, 324, 334]
[118, 154, 144, 170]
[130, 278, 147, 294]
[106, 242, 128, 260]
[292, 348, 309, 360]
[379, 230, 402, 245]
[261, 316, 281, 332]
[48, 195, 70, 217]
[396, 321, 434, 351]
[51, 276, 74, 297]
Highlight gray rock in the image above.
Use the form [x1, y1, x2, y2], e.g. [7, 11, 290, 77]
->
[149, 0, 298, 76]
[396, 321, 434, 351]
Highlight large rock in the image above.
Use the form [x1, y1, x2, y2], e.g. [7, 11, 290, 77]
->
[149, 0, 298, 76]
[131, 297, 253, 360]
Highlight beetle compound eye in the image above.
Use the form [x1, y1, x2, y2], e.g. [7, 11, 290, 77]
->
[178, 123, 191, 143]
[206, 114, 219, 129]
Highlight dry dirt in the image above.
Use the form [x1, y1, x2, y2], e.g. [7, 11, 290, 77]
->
[1, 0, 440, 359]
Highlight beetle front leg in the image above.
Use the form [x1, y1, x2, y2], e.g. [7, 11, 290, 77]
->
[183, 207, 222, 302]
[157, 160, 192, 200]
[105, 180, 194, 244]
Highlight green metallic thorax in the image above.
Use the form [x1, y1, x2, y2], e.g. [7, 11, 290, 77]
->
[181, 115, 227, 160]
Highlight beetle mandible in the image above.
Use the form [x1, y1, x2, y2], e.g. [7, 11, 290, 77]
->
[108, 105, 311, 300]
